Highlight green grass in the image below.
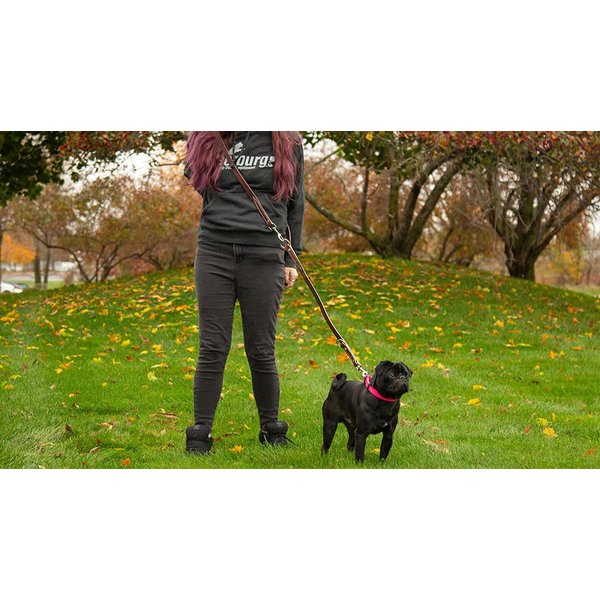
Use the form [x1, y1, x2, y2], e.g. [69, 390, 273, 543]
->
[1, 253, 599, 469]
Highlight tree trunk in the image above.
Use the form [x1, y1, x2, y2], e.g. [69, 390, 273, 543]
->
[43, 245, 51, 284]
[506, 256, 536, 280]
[34, 238, 43, 289]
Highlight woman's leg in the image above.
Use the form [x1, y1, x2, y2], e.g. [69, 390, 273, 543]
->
[236, 245, 285, 428]
[193, 241, 236, 428]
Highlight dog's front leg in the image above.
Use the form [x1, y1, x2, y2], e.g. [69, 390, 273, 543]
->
[354, 430, 368, 463]
[379, 427, 394, 460]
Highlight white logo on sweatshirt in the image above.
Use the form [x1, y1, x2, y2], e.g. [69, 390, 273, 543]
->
[224, 140, 275, 171]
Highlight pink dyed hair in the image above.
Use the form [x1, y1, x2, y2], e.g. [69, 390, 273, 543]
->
[186, 131, 302, 201]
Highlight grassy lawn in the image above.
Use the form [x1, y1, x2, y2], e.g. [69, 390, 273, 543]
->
[1, 253, 599, 469]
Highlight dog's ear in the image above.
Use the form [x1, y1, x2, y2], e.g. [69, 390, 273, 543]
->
[398, 362, 413, 377]
[374, 360, 394, 376]
[331, 373, 347, 391]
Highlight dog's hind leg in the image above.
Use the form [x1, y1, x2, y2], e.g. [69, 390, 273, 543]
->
[321, 420, 338, 455]
[342, 420, 355, 452]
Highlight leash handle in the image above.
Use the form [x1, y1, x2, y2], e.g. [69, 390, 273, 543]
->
[213, 131, 369, 378]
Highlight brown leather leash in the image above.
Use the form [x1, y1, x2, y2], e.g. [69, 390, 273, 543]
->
[214, 131, 369, 378]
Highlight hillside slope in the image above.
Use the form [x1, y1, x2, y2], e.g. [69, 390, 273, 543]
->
[1, 254, 599, 468]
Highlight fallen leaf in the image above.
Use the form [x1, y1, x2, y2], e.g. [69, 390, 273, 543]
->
[584, 448, 596, 457]
[422, 439, 450, 454]
[523, 424, 532, 434]
[122, 457, 131, 466]
[543, 427, 557, 438]
[467, 398, 481, 405]
[65, 423, 73, 434]
[472, 384, 486, 391]
[229, 445, 244, 453]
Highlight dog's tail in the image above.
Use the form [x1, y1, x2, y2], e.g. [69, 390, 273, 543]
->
[331, 373, 347, 392]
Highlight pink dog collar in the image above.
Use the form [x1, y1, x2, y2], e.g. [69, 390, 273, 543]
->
[364, 375, 397, 403]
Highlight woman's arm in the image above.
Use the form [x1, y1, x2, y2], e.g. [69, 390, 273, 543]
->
[285, 143, 305, 269]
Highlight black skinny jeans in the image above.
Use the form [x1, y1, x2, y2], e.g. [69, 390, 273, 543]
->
[193, 240, 285, 429]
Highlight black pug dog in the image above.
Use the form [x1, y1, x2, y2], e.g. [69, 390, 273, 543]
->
[321, 360, 413, 463]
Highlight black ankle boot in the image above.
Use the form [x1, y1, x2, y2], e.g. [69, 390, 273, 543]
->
[258, 421, 289, 446]
[186, 424, 213, 454]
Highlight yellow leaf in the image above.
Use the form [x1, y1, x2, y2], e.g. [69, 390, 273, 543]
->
[495, 320, 504, 328]
[152, 344, 163, 352]
[467, 398, 481, 405]
[537, 417, 549, 427]
[121, 339, 131, 347]
[549, 351, 557, 359]
[147, 371, 158, 382]
[472, 384, 486, 391]
[229, 445, 244, 453]
[543, 427, 557, 438]
[420, 360, 435, 369]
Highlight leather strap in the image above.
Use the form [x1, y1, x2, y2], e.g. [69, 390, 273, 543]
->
[213, 131, 368, 377]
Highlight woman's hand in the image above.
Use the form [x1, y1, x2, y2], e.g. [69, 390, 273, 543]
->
[284, 267, 298, 288]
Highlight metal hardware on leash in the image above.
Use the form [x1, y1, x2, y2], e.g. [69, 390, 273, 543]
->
[213, 132, 370, 379]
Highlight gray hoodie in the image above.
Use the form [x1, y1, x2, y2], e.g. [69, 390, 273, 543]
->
[185, 131, 305, 267]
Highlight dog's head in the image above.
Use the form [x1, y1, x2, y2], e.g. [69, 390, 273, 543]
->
[372, 360, 413, 398]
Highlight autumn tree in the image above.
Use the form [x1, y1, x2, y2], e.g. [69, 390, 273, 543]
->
[462, 132, 600, 280]
[304, 131, 472, 259]
[0, 132, 67, 284]
[416, 174, 499, 267]
[7, 186, 71, 288]
[11, 176, 198, 283]
[122, 174, 200, 273]
[303, 150, 370, 252]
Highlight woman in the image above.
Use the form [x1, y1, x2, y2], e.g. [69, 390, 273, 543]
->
[184, 131, 305, 454]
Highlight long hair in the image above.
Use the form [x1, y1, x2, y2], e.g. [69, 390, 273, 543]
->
[186, 131, 302, 201]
